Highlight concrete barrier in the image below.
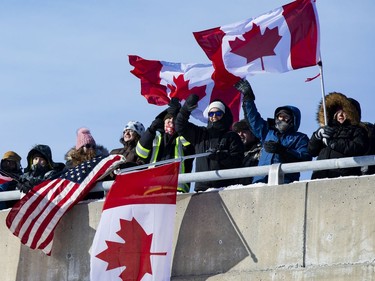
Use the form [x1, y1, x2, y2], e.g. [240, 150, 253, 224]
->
[1, 175, 375, 280]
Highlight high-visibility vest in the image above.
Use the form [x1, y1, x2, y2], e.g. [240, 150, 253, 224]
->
[136, 132, 191, 193]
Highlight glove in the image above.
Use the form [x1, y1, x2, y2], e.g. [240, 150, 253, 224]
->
[149, 118, 164, 134]
[17, 181, 34, 193]
[31, 164, 49, 177]
[263, 141, 286, 154]
[17, 176, 42, 193]
[207, 149, 229, 161]
[182, 94, 199, 112]
[322, 137, 336, 148]
[314, 126, 335, 140]
[234, 78, 255, 101]
[167, 97, 181, 116]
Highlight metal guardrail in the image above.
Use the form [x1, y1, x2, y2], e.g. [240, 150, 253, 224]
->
[1, 155, 375, 202]
[178, 155, 375, 185]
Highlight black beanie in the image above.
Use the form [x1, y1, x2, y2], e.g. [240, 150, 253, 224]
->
[276, 109, 293, 124]
[276, 109, 292, 117]
[163, 113, 174, 121]
[232, 119, 250, 132]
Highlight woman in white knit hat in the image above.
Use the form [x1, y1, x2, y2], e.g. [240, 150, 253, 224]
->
[110, 121, 145, 166]
[175, 94, 244, 192]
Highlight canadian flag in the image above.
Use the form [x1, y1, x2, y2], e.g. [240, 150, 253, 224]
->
[193, 0, 320, 86]
[90, 162, 180, 281]
[129, 55, 241, 123]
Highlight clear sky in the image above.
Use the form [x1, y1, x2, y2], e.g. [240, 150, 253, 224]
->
[1, 0, 374, 172]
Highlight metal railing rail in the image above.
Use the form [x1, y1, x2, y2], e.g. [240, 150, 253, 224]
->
[1, 155, 375, 202]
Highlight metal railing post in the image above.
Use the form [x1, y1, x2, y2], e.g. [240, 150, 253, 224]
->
[268, 163, 284, 185]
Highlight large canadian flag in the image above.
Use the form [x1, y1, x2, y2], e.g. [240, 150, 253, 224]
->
[129, 55, 241, 123]
[193, 0, 320, 87]
[90, 162, 180, 281]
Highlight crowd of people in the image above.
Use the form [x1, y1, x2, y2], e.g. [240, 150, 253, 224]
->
[1, 79, 374, 209]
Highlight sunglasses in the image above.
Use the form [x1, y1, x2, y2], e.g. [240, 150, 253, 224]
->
[208, 111, 224, 117]
[84, 144, 96, 149]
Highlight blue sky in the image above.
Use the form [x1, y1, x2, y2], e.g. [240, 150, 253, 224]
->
[1, 0, 374, 172]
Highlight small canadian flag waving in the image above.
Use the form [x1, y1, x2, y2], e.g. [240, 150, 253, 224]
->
[90, 162, 179, 281]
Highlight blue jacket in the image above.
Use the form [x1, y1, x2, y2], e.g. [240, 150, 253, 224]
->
[243, 100, 311, 183]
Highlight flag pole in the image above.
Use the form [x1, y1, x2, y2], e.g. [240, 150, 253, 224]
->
[318, 61, 328, 125]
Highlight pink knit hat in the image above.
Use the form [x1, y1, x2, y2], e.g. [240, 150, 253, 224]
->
[76, 127, 96, 150]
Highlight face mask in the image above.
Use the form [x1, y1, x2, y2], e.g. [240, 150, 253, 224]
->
[275, 119, 292, 133]
[164, 122, 175, 135]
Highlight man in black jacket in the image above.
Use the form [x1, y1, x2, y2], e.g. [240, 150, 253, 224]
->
[232, 119, 262, 185]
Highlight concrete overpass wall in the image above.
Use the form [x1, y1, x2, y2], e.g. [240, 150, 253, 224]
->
[1, 175, 375, 280]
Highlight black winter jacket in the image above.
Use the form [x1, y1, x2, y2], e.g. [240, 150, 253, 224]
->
[18, 144, 65, 193]
[238, 142, 262, 185]
[309, 92, 368, 179]
[175, 100, 244, 191]
[309, 120, 368, 179]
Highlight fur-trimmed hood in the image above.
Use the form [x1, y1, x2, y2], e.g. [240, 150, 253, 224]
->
[317, 92, 360, 126]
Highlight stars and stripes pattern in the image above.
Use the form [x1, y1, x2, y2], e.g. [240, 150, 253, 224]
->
[6, 154, 126, 255]
[0, 173, 13, 184]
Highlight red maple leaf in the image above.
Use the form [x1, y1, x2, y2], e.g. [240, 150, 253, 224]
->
[167, 74, 207, 101]
[229, 23, 282, 70]
[96, 218, 167, 281]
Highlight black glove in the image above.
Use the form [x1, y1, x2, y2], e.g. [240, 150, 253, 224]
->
[31, 164, 50, 177]
[167, 97, 181, 116]
[263, 141, 286, 154]
[17, 181, 34, 193]
[17, 176, 42, 193]
[234, 78, 255, 101]
[314, 126, 335, 140]
[207, 149, 229, 161]
[182, 94, 199, 112]
[149, 118, 164, 134]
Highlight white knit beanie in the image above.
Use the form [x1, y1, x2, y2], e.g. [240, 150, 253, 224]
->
[208, 101, 225, 114]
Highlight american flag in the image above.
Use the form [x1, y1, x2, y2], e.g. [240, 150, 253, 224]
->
[6, 154, 126, 255]
[0, 173, 13, 184]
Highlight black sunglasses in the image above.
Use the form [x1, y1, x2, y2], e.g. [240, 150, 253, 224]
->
[84, 144, 95, 149]
[208, 111, 224, 117]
